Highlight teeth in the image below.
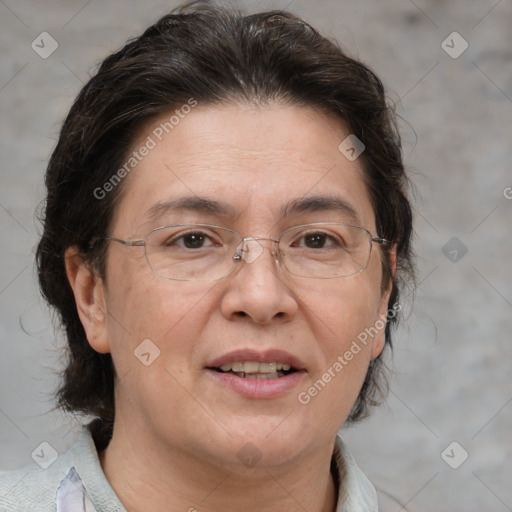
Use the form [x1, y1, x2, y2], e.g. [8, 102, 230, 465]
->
[232, 362, 244, 372]
[243, 361, 260, 373]
[218, 361, 293, 373]
[255, 362, 277, 373]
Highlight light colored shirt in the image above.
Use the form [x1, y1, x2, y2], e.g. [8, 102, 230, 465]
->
[0, 427, 378, 511]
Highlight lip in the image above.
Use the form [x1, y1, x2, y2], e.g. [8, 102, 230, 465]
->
[205, 348, 307, 371]
[205, 368, 306, 399]
[205, 348, 307, 399]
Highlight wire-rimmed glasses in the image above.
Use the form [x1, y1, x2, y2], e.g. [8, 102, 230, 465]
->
[106, 223, 388, 281]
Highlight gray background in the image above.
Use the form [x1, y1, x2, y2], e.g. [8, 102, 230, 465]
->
[1, 0, 511, 510]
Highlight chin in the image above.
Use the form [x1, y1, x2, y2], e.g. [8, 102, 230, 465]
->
[218, 417, 319, 461]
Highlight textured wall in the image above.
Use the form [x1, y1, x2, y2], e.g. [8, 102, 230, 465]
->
[1, 1, 511, 510]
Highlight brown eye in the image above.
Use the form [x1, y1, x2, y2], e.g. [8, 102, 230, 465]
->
[161, 230, 218, 249]
[179, 233, 209, 249]
[303, 233, 328, 248]
[294, 232, 338, 249]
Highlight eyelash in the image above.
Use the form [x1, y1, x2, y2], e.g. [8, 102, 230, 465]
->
[164, 230, 343, 250]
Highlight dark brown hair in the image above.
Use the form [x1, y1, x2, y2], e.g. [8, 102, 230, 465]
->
[36, 0, 413, 444]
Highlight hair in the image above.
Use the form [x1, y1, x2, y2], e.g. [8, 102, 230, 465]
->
[36, 0, 414, 446]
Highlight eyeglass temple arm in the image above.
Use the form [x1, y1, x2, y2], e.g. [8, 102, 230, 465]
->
[371, 237, 388, 245]
[105, 237, 145, 247]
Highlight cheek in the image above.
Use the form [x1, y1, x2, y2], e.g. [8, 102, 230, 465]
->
[298, 275, 385, 413]
[103, 276, 213, 421]
[321, 294, 378, 374]
[310, 272, 383, 346]
[104, 265, 209, 372]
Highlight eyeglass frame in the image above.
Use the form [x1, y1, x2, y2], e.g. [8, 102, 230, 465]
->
[105, 222, 389, 281]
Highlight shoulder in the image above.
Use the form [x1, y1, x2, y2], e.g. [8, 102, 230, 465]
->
[0, 426, 124, 512]
[0, 451, 75, 511]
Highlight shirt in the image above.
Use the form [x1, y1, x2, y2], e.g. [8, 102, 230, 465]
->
[0, 427, 378, 511]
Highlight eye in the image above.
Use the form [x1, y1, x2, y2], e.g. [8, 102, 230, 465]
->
[164, 230, 219, 249]
[179, 232, 211, 249]
[294, 231, 339, 249]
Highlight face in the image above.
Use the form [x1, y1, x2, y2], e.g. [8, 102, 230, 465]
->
[72, 103, 394, 471]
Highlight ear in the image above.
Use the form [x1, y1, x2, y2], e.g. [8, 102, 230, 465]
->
[65, 247, 110, 354]
[370, 244, 397, 360]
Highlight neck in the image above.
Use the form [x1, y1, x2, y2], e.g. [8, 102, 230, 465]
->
[99, 421, 338, 512]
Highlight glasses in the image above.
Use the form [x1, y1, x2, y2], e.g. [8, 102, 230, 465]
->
[106, 223, 388, 281]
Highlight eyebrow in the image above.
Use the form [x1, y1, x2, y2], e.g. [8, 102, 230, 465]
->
[145, 196, 237, 221]
[280, 195, 361, 223]
[145, 194, 361, 224]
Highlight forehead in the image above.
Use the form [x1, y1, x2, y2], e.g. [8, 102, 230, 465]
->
[111, 104, 376, 234]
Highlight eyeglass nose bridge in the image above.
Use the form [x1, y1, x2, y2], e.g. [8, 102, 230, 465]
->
[233, 236, 281, 264]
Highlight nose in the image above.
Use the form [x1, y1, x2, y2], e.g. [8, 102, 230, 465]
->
[220, 238, 298, 325]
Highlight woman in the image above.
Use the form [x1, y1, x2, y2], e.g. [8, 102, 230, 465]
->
[0, 1, 413, 510]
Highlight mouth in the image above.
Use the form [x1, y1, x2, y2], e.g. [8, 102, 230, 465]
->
[204, 349, 306, 398]
[207, 361, 299, 380]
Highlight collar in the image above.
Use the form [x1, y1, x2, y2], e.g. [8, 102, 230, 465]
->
[332, 435, 379, 511]
[56, 428, 378, 511]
